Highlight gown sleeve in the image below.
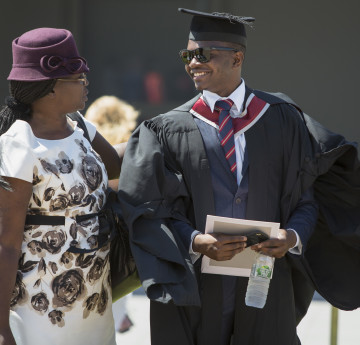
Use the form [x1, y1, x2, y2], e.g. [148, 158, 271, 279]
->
[118, 119, 201, 306]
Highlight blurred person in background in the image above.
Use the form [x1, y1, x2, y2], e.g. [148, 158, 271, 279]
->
[85, 95, 140, 333]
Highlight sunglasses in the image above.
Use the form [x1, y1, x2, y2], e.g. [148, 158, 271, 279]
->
[179, 47, 239, 65]
[57, 74, 88, 85]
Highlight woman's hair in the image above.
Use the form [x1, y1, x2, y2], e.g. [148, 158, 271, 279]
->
[0, 79, 56, 190]
[85, 96, 139, 145]
[0, 79, 56, 136]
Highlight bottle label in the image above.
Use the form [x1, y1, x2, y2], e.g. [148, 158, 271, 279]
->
[252, 263, 273, 279]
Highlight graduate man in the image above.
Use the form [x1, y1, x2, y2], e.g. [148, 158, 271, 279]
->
[118, 8, 360, 345]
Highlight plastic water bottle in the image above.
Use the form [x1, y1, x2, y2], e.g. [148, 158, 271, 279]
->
[245, 253, 275, 308]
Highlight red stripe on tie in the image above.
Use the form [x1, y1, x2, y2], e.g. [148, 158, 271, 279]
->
[223, 99, 233, 108]
[219, 115, 231, 131]
[220, 129, 234, 146]
[225, 146, 235, 159]
[230, 162, 237, 172]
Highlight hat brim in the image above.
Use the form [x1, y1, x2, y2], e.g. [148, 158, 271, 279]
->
[7, 64, 89, 81]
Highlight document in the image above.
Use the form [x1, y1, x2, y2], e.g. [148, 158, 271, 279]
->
[201, 215, 280, 277]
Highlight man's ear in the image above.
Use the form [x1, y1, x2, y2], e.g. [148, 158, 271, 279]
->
[233, 51, 244, 68]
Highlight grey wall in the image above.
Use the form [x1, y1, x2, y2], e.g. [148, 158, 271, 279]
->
[1, 0, 359, 146]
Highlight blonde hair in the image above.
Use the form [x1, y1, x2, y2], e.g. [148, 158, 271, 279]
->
[85, 95, 139, 144]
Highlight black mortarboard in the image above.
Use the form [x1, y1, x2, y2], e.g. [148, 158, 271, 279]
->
[179, 8, 255, 47]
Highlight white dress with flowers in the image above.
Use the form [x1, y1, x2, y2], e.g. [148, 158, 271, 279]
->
[0, 115, 115, 345]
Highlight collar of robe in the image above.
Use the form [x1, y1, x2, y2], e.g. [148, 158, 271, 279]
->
[190, 93, 270, 135]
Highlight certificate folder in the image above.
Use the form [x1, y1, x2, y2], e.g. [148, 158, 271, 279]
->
[201, 215, 280, 277]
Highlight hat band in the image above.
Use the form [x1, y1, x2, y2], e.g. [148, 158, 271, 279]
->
[12, 55, 88, 74]
[189, 31, 247, 47]
[40, 55, 87, 73]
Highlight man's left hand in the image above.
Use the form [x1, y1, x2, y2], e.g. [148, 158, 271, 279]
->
[250, 229, 297, 258]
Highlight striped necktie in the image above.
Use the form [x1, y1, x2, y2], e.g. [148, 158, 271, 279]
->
[215, 99, 236, 178]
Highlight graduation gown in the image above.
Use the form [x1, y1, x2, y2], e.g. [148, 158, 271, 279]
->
[118, 87, 360, 345]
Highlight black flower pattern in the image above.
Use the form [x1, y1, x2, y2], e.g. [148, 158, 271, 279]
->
[55, 152, 74, 174]
[52, 269, 86, 307]
[43, 187, 55, 201]
[38, 257, 46, 277]
[40, 159, 59, 178]
[87, 235, 98, 249]
[69, 183, 85, 205]
[18, 253, 38, 273]
[25, 224, 37, 232]
[49, 194, 70, 212]
[83, 293, 99, 318]
[87, 257, 105, 284]
[97, 284, 108, 315]
[11, 271, 28, 307]
[42, 230, 67, 254]
[60, 252, 74, 269]
[32, 166, 43, 186]
[27, 240, 44, 257]
[75, 139, 87, 153]
[32, 193, 42, 207]
[77, 216, 96, 228]
[79, 156, 102, 192]
[31, 229, 42, 238]
[31, 292, 49, 314]
[91, 225, 99, 234]
[98, 193, 105, 209]
[69, 222, 79, 240]
[75, 253, 95, 269]
[48, 310, 65, 327]
[49, 261, 58, 274]
[81, 194, 97, 211]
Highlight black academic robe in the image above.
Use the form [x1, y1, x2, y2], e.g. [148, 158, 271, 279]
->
[118, 88, 360, 345]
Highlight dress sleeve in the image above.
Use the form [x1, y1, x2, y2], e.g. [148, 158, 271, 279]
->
[0, 134, 35, 182]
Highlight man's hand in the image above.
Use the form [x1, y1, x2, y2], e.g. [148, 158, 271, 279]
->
[192, 233, 247, 261]
[250, 229, 297, 258]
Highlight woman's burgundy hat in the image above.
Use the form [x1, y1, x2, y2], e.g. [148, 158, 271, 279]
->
[7, 27, 89, 81]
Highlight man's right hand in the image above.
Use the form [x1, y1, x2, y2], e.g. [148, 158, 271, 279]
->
[192, 233, 247, 261]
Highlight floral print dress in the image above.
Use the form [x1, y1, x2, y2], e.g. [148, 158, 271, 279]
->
[0, 115, 115, 345]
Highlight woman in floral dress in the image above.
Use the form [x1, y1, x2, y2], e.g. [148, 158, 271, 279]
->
[0, 28, 121, 345]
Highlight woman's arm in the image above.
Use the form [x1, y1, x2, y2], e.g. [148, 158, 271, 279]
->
[0, 177, 32, 344]
[91, 132, 123, 180]
[108, 142, 127, 191]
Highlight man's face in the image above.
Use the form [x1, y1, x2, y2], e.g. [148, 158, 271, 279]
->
[184, 40, 243, 97]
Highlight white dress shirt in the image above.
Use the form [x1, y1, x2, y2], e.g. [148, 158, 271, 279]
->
[190, 80, 301, 260]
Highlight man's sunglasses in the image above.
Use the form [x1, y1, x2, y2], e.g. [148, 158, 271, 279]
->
[179, 47, 239, 65]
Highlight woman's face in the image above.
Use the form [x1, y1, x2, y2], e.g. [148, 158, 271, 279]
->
[53, 73, 89, 112]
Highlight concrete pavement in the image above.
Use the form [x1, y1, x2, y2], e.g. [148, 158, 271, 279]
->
[113, 290, 360, 345]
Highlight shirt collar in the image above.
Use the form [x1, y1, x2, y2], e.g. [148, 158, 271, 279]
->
[202, 79, 246, 114]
